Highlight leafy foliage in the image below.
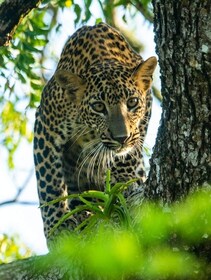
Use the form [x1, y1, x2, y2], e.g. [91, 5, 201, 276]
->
[0, 6, 50, 167]
[42, 172, 211, 278]
[46, 186, 211, 279]
[0, 234, 32, 264]
[42, 170, 137, 236]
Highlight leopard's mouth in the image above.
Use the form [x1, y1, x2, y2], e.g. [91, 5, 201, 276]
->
[115, 145, 133, 156]
[106, 141, 133, 156]
[101, 138, 134, 156]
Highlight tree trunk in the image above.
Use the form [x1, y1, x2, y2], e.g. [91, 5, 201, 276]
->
[146, 0, 211, 202]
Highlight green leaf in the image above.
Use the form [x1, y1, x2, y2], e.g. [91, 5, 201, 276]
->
[79, 196, 102, 214]
[49, 205, 90, 236]
[40, 194, 79, 208]
[74, 4, 82, 25]
[31, 81, 43, 91]
[81, 190, 108, 201]
[95, 18, 103, 24]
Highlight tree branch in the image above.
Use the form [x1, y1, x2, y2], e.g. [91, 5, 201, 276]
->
[129, 0, 154, 23]
[0, 255, 70, 280]
[0, 0, 42, 46]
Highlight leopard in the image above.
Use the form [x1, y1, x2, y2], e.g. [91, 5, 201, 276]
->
[33, 22, 157, 240]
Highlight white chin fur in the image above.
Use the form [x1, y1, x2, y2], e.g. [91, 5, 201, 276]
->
[115, 146, 133, 156]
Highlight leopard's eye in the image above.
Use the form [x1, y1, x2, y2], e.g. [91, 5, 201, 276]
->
[91, 102, 106, 113]
[127, 97, 139, 109]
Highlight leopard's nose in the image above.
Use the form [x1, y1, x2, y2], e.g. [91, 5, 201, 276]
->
[112, 134, 130, 144]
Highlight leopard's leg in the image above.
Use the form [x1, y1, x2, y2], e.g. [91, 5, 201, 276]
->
[34, 117, 77, 240]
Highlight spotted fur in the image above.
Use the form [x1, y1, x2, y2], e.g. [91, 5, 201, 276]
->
[34, 22, 157, 239]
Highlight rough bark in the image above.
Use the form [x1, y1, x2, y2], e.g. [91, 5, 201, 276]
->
[0, 255, 74, 280]
[0, 0, 42, 46]
[146, 0, 211, 202]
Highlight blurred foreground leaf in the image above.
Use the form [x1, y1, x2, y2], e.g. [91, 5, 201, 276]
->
[0, 234, 33, 264]
[44, 186, 211, 279]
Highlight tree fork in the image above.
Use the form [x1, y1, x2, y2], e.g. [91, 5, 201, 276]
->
[146, 0, 211, 202]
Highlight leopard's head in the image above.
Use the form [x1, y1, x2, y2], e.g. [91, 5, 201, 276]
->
[55, 57, 157, 157]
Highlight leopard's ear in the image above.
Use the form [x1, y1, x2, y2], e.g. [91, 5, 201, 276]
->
[133, 56, 157, 93]
[54, 69, 86, 102]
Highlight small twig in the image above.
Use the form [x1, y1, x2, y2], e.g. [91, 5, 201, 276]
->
[0, 200, 37, 207]
[0, 169, 37, 207]
[129, 0, 154, 23]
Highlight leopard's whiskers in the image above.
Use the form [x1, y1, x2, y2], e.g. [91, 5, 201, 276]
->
[64, 126, 90, 152]
[77, 142, 102, 189]
[76, 138, 100, 168]
[50, 125, 90, 167]
[87, 143, 102, 181]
